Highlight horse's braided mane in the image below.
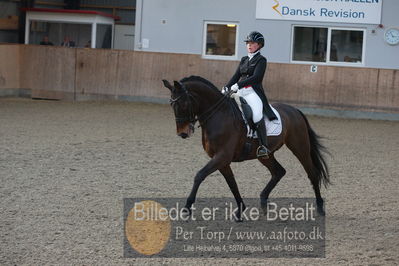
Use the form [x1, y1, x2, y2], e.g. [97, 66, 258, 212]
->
[180, 76, 221, 94]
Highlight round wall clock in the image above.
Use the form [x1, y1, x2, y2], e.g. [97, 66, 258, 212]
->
[384, 28, 399, 46]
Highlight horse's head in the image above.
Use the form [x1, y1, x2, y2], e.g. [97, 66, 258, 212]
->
[162, 79, 196, 139]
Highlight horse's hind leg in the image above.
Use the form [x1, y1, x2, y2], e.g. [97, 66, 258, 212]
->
[286, 138, 325, 216]
[258, 154, 286, 209]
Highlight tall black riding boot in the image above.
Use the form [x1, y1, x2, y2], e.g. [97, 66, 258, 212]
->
[255, 120, 270, 158]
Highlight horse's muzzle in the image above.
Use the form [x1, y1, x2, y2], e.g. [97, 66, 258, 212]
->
[179, 133, 189, 139]
[176, 123, 194, 138]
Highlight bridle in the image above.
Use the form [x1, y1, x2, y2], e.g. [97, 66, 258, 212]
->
[169, 90, 197, 124]
[169, 84, 230, 127]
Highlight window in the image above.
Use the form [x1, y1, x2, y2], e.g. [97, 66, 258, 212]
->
[28, 21, 113, 49]
[203, 22, 238, 60]
[330, 29, 364, 63]
[96, 24, 113, 49]
[29, 21, 91, 48]
[293, 27, 328, 62]
[292, 26, 365, 65]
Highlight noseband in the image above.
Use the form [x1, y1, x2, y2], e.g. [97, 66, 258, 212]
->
[169, 89, 197, 124]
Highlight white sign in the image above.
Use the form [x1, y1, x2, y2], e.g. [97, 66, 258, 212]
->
[142, 38, 149, 48]
[310, 65, 318, 73]
[256, 0, 382, 24]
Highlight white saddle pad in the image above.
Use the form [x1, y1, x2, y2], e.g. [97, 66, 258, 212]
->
[246, 105, 282, 138]
[231, 93, 282, 138]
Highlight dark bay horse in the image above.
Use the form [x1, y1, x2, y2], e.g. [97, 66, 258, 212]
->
[162, 76, 330, 220]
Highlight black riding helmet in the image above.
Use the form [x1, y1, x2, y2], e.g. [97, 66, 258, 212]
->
[244, 31, 264, 48]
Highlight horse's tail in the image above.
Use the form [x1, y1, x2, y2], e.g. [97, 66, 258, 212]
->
[298, 110, 331, 188]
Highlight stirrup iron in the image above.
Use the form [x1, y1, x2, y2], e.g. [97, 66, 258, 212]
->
[257, 145, 270, 158]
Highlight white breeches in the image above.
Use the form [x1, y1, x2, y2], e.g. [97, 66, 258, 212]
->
[237, 86, 263, 123]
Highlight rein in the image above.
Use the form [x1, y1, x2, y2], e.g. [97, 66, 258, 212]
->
[169, 86, 232, 128]
[196, 93, 230, 127]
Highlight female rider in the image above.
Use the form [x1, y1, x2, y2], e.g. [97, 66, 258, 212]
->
[223, 31, 277, 158]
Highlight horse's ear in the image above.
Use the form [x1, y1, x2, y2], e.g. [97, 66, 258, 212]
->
[162, 79, 173, 91]
[173, 80, 183, 91]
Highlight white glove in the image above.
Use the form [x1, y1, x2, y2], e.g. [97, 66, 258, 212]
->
[230, 83, 239, 92]
[221, 86, 229, 94]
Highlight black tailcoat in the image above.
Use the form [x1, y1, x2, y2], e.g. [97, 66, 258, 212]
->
[226, 53, 277, 120]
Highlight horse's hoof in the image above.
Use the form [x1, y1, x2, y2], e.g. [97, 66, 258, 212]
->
[232, 204, 246, 222]
[233, 210, 244, 222]
[234, 216, 244, 223]
[260, 198, 268, 215]
[181, 206, 192, 218]
[317, 207, 326, 216]
[260, 198, 268, 208]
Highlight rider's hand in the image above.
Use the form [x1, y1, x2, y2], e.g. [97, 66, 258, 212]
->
[221, 86, 229, 94]
[230, 83, 239, 92]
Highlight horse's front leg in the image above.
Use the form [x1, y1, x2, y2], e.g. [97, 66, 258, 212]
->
[184, 154, 228, 214]
[219, 164, 246, 222]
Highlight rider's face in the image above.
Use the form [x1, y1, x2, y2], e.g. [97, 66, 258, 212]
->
[246, 42, 260, 53]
